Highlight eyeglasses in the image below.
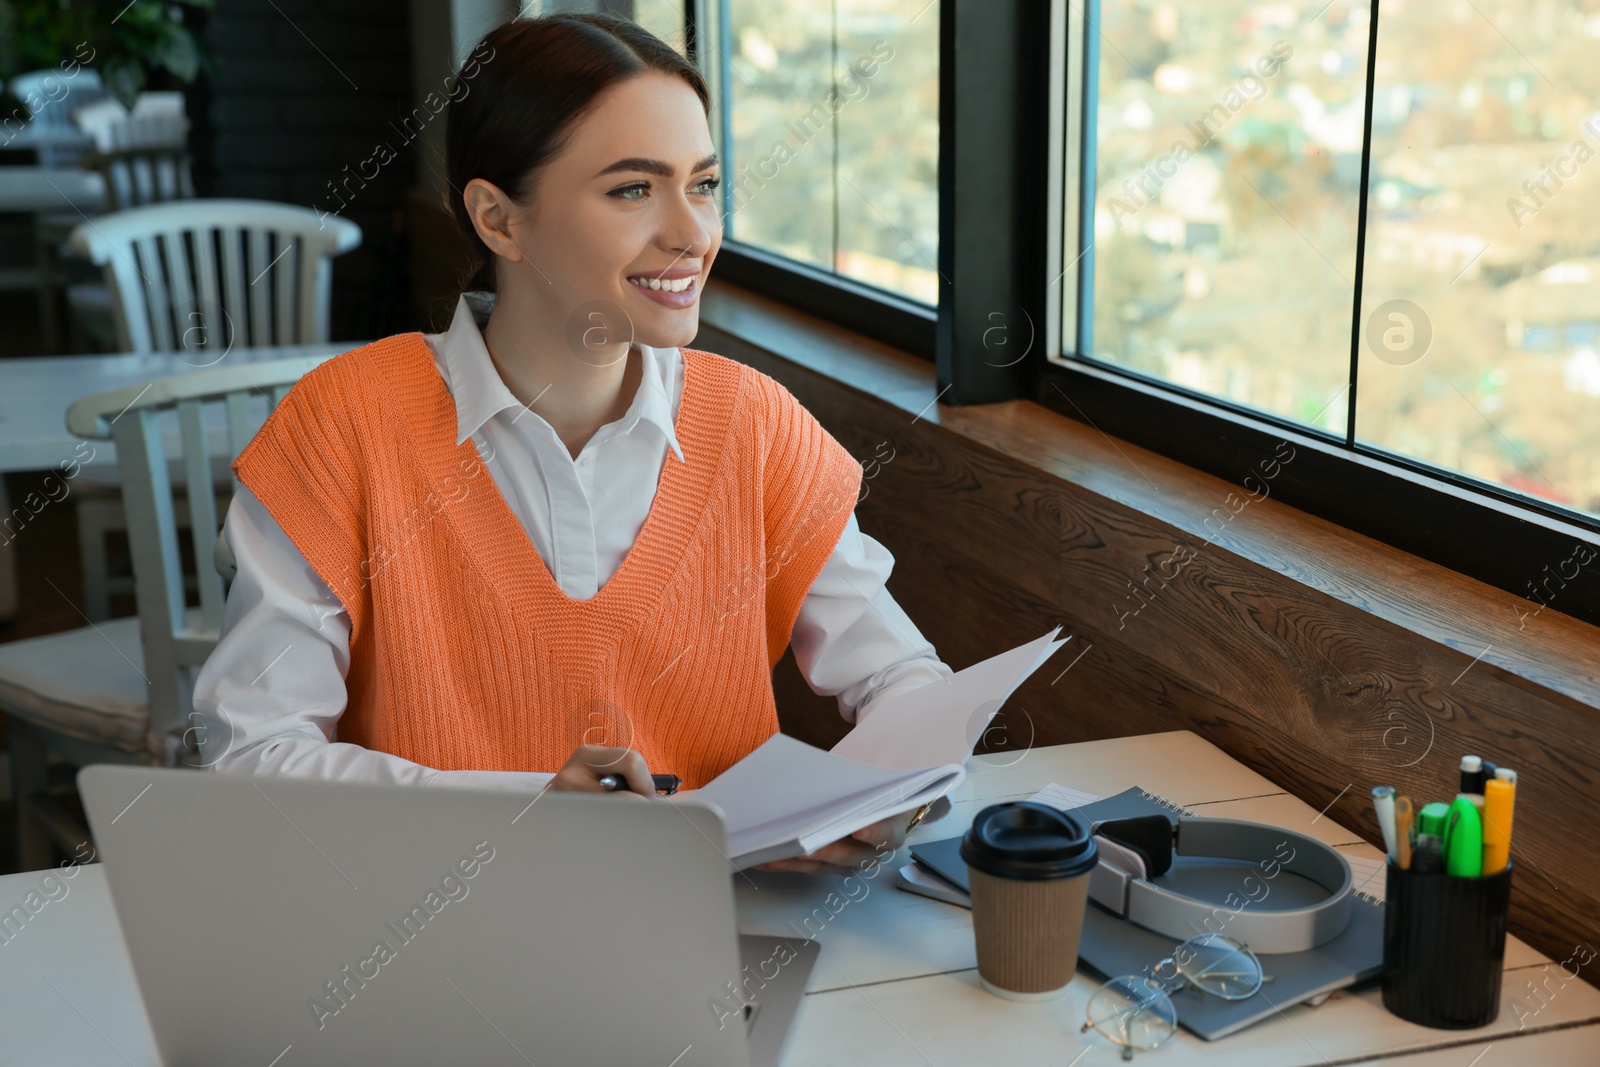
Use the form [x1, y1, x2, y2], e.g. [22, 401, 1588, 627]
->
[1079, 933, 1269, 1060]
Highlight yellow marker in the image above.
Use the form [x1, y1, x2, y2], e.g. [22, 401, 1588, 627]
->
[1483, 778, 1515, 874]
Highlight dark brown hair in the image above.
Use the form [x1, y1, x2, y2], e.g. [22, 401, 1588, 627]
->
[445, 13, 711, 295]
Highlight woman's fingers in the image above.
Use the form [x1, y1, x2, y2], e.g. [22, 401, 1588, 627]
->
[752, 813, 924, 875]
[548, 744, 656, 795]
[849, 808, 918, 849]
[595, 747, 657, 798]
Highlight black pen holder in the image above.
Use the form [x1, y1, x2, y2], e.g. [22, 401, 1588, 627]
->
[1382, 857, 1512, 1028]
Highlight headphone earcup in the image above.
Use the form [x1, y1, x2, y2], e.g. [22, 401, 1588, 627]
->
[1095, 815, 1174, 878]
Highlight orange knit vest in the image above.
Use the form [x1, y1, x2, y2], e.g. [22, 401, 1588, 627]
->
[232, 333, 862, 787]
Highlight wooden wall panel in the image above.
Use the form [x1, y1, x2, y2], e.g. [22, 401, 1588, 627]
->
[700, 322, 1600, 991]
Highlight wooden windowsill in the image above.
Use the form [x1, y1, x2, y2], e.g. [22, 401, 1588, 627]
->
[699, 282, 1600, 721]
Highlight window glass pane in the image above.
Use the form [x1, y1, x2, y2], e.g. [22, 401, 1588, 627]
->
[835, 3, 939, 304]
[721, 0, 939, 305]
[1355, 0, 1600, 518]
[633, 0, 687, 51]
[724, 3, 836, 271]
[1085, 1, 1372, 432]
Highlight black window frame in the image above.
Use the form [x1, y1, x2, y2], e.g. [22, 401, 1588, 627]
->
[681, 0, 1600, 627]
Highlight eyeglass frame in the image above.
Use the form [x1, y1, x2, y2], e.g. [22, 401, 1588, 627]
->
[1079, 932, 1271, 1059]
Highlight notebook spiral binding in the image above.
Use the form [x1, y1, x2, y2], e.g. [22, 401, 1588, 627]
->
[1137, 788, 1197, 818]
[1347, 860, 1386, 906]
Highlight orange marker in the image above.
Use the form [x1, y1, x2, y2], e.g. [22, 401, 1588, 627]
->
[1482, 778, 1515, 874]
[1394, 795, 1414, 870]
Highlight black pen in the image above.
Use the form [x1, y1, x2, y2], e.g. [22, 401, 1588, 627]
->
[596, 773, 681, 795]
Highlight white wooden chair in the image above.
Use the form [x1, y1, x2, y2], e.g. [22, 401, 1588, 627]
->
[65, 198, 361, 620]
[53, 95, 198, 352]
[68, 197, 363, 354]
[0, 357, 325, 870]
[6, 68, 105, 168]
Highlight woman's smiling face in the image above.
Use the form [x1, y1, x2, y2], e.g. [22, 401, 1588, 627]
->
[469, 70, 723, 354]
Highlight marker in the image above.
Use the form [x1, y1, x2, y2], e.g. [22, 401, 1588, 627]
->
[1417, 802, 1450, 838]
[1413, 834, 1444, 873]
[1394, 795, 1414, 870]
[1494, 766, 1517, 786]
[1483, 778, 1515, 874]
[1443, 796, 1483, 878]
[1373, 786, 1398, 863]
[597, 773, 682, 795]
[1459, 755, 1487, 809]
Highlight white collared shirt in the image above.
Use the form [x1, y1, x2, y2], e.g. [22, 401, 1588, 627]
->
[190, 292, 953, 791]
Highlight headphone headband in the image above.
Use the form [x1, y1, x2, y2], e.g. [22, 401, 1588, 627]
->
[1086, 817, 1354, 954]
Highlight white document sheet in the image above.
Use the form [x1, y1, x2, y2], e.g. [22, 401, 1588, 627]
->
[829, 627, 1069, 770]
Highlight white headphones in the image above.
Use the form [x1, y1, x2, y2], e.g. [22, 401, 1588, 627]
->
[1087, 815, 1355, 954]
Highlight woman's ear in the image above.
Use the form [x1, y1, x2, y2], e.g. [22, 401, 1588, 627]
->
[463, 177, 524, 264]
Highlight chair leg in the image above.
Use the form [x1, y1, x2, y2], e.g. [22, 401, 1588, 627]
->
[0, 480, 19, 623]
[8, 717, 56, 873]
[35, 225, 64, 355]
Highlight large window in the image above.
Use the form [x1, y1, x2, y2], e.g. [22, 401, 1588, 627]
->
[633, 0, 1596, 618]
[1064, 0, 1600, 522]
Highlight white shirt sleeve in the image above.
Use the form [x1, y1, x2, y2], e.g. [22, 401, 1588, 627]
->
[189, 484, 553, 793]
[788, 510, 955, 725]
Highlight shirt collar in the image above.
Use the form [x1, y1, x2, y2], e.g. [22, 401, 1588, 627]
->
[426, 290, 684, 463]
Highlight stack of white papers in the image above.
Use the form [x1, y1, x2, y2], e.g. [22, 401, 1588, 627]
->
[667, 627, 1071, 868]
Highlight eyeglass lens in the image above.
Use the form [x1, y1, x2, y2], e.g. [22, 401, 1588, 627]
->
[1082, 975, 1178, 1057]
[1174, 934, 1263, 999]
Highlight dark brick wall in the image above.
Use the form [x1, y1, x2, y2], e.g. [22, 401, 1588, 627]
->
[189, 0, 417, 340]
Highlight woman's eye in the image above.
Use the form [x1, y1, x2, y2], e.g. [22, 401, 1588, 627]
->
[611, 177, 721, 201]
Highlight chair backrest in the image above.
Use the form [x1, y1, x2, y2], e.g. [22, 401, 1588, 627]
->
[9, 67, 106, 132]
[68, 198, 363, 353]
[8, 67, 104, 167]
[65, 356, 329, 760]
[72, 91, 185, 151]
[84, 142, 197, 210]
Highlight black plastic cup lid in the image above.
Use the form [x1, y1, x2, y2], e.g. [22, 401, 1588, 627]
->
[960, 801, 1099, 881]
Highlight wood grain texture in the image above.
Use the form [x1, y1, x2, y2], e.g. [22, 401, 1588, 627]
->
[694, 289, 1600, 991]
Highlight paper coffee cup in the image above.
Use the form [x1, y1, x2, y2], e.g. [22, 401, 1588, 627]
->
[961, 801, 1098, 1000]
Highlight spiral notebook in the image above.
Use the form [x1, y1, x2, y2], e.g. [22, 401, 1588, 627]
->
[907, 785, 1386, 1042]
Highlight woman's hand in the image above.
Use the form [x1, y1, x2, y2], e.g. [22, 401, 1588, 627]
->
[751, 805, 922, 876]
[544, 744, 656, 797]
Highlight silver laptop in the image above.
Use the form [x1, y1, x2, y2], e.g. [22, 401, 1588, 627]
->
[79, 764, 819, 1067]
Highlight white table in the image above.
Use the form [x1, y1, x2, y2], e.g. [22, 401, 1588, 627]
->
[2, 125, 94, 150]
[0, 341, 368, 474]
[2, 731, 1596, 1065]
[0, 165, 106, 213]
[0, 125, 94, 169]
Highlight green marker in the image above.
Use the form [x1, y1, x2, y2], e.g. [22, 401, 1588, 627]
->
[1417, 801, 1450, 838]
[1443, 796, 1483, 878]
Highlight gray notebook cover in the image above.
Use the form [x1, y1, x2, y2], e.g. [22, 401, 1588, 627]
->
[909, 786, 1385, 1041]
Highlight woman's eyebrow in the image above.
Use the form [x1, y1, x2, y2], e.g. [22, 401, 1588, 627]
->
[595, 153, 719, 178]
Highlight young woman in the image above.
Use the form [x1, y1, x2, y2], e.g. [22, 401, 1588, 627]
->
[191, 13, 952, 876]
